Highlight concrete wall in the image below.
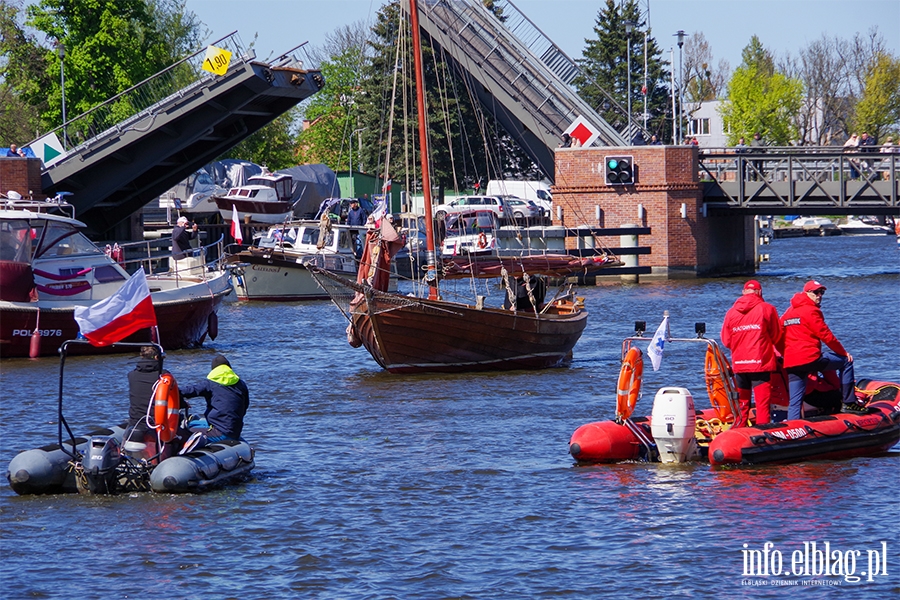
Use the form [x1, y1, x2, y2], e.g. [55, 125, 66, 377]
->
[553, 145, 753, 277]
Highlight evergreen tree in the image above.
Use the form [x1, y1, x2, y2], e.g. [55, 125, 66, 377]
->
[574, 0, 671, 141]
[719, 36, 803, 145]
[355, 0, 490, 199]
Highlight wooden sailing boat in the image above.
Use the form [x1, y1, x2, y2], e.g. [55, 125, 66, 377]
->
[310, 0, 595, 374]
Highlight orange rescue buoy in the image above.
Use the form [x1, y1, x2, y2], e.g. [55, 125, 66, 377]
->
[616, 347, 643, 421]
[153, 373, 181, 443]
[705, 345, 735, 422]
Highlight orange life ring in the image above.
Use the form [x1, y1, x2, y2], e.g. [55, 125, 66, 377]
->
[153, 373, 180, 443]
[616, 347, 643, 421]
[705, 345, 735, 422]
[477, 232, 488, 249]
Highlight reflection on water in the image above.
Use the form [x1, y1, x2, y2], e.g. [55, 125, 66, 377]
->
[1, 235, 898, 597]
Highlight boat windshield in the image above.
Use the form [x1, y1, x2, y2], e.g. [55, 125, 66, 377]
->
[445, 212, 497, 236]
[258, 226, 299, 248]
[0, 219, 34, 262]
[33, 221, 105, 260]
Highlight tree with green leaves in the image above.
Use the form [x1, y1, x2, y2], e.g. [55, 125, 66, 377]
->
[574, 0, 671, 142]
[719, 36, 803, 145]
[852, 52, 900, 142]
[2, 0, 203, 143]
[295, 39, 368, 171]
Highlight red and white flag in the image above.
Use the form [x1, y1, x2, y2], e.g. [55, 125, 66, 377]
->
[230, 204, 243, 243]
[73, 270, 157, 347]
[382, 179, 392, 192]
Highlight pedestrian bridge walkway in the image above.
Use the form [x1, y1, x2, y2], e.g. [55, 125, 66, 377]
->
[33, 32, 324, 236]
[699, 147, 899, 215]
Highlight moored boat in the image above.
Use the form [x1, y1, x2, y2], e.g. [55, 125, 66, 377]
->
[213, 169, 293, 224]
[836, 217, 893, 235]
[0, 200, 231, 358]
[225, 220, 396, 301]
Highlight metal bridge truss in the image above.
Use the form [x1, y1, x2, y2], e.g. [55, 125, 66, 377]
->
[35, 32, 325, 236]
[409, 0, 628, 180]
[699, 149, 899, 215]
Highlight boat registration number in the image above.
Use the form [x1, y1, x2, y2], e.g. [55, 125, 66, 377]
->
[12, 329, 63, 337]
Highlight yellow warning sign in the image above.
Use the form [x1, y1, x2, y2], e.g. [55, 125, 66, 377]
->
[202, 45, 232, 76]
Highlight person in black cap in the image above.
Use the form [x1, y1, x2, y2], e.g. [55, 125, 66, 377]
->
[125, 345, 167, 445]
[179, 354, 250, 447]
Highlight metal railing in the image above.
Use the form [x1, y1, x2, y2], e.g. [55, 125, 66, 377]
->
[698, 147, 899, 208]
[30, 32, 248, 153]
[113, 233, 228, 282]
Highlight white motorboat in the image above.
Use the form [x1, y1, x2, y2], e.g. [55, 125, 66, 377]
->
[213, 170, 293, 224]
[837, 217, 893, 235]
[225, 220, 396, 301]
[0, 198, 233, 358]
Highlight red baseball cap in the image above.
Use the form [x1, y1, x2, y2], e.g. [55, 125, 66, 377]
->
[743, 280, 762, 291]
[803, 280, 826, 293]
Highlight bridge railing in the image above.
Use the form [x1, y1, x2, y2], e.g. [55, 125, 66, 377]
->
[698, 146, 899, 208]
[30, 32, 249, 154]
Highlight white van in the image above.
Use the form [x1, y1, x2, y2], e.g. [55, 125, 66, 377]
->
[486, 180, 552, 217]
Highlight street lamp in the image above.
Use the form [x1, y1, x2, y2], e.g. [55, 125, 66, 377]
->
[675, 30, 686, 144]
[625, 20, 636, 143]
[57, 41, 67, 149]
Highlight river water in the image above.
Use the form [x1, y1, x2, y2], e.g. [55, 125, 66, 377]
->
[1, 234, 898, 598]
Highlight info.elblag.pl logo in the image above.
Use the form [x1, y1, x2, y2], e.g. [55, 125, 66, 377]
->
[741, 541, 890, 585]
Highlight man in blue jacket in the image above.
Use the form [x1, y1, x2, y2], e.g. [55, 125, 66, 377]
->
[180, 354, 250, 445]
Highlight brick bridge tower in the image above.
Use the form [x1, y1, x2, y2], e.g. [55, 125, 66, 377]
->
[553, 145, 754, 278]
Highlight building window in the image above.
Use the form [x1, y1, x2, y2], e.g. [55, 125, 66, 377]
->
[689, 118, 710, 136]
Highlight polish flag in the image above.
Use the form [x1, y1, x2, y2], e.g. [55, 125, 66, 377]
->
[73, 270, 157, 346]
[230, 205, 243, 243]
[382, 179, 392, 192]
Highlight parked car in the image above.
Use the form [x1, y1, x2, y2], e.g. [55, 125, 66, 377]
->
[501, 196, 543, 224]
[433, 195, 511, 223]
[792, 217, 842, 236]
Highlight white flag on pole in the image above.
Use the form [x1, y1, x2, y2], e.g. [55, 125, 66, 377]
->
[646, 314, 669, 371]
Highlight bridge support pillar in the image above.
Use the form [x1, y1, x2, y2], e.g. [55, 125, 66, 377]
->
[553, 145, 755, 278]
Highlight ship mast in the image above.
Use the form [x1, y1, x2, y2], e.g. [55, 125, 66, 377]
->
[409, 0, 439, 300]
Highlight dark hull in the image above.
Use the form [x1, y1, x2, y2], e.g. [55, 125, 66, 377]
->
[0, 289, 230, 358]
[214, 197, 291, 216]
[708, 400, 900, 465]
[351, 293, 587, 373]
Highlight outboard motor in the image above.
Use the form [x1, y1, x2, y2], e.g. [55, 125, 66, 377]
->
[650, 387, 698, 463]
[77, 435, 122, 494]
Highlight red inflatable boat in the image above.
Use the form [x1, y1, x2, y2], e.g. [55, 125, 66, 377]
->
[569, 319, 900, 466]
[708, 379, 900, 465]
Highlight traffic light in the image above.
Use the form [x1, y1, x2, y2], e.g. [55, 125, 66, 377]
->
[605, 155, 634, 185]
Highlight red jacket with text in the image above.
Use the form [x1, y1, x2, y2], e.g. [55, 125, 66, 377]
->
[720, 294, 783, 373]
[780, 292, 848, 368]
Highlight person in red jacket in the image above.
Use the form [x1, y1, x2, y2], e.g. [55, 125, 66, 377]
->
[721, 280, 783, 426]
[780, 280, 858, 419]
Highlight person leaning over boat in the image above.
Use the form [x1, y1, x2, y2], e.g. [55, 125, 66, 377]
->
[780, 281, 861, 419]
[179, 354, 250, 448]
[720, 280, 783, 427]
[172, 216, 198, 260]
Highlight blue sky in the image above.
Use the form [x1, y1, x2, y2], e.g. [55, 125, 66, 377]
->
[185, 0, 899, 71]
